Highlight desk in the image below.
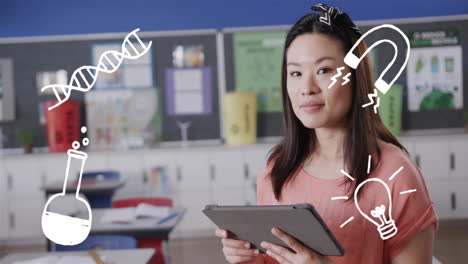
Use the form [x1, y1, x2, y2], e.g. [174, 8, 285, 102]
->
[45, 207, 185, 251]
[0, 248, 155, 264]
[85, 207, 185, 239]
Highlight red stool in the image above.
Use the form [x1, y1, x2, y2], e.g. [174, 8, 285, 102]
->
[112, 197, 173, 264]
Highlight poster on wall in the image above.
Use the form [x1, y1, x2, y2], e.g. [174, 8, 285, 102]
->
[406, 29, 463, 112]
[0, 58, 15, 121]
[165, 67, 212, 116]
[85, 88, 161, 150]
[233, 31, 286, 113]
[91, 43, 154, 89]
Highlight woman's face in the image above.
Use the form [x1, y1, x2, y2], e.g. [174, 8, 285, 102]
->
[286, 33, 353, 129]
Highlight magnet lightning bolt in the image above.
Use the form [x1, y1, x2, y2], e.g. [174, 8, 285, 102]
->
[328, 66, 345, 89]
[362, 89, 380, 114]
[341, 72, 351, 85]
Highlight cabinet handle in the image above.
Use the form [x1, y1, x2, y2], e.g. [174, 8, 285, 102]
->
[176, 165, 182, 182]
[415, 155, 420, 167]
[450, 153, 455, 170]
[210, 164, 215, 182]
[451, 192, 456, 210]
[9, 213, 14, 230]
[7, 173, 12, 190]
[41, 172, 46, 186]
[142, 170, 148, 183]
[244, 163, 249, 180]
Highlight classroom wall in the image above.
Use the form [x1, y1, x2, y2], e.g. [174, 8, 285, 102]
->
[1, 0, 468, 38]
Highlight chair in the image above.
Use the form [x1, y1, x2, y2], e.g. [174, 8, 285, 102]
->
[112, 197, 173, 264]
[80, 170, 120, 208]
[53, 235, 136, 251]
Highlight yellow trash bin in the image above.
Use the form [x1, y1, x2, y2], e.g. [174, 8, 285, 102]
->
[222, 91, 257, 146]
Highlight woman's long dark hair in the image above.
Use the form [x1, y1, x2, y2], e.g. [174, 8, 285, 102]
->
[268, 11, 406, 201]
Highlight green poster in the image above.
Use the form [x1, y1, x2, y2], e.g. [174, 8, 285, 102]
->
[233, 31, 286, 112]
[407, 29, 463, 111]
[379, 85, 403, 136]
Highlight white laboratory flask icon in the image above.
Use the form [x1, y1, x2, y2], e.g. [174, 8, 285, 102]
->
[41, 149, 92, 245]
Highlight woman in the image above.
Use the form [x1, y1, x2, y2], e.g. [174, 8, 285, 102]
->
[216, 4, 437, 264]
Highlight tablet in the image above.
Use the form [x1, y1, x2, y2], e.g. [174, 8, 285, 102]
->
[203, 203, 344, 256]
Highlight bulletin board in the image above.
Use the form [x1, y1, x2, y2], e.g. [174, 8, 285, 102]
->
[357, 16, 468, 130]
[223, 16, 468, 136]
[0, 29, 220, 148]
[222, 26, 289, 138]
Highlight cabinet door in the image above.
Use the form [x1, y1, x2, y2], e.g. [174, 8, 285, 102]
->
[4, 156, 43, 197]
[82, 152, 110, 173]
[8, 196, 44, 239]
[108, 151, 145, 199]
[142, 150, 177, 195]
[172, 189, 212, 234]
[174, 151, 211, 190]
[452, 183, 468, 219]
[414, 141, 449, 181]
[426, 181, 452, 220]
[209, 149, 244, 188]
[38, 153, 72, 185]
[244, 183, 257, 205]
[242, 146, 271, 181]
[0, 161, 9, 239]
[449, 139, 468, 181]
[212, 188, 245, 206]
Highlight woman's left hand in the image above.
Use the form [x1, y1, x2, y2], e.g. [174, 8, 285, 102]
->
[261, 227, 335, 264]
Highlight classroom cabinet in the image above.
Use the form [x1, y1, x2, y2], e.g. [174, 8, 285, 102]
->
[37, 153, 72, 185]
[173, 150, 211, 190]
[107, 151, 146, 199]
[212, 188, 245, 205]
[7, 197, 44, 239]
[208, 149, 245, 188]
[172, 189, 212, 236]
[426, 181, 452, 220]
[3, 156, 43, 197]
[449, 139, 468, 181]
[2, 155, 47, 240]
[82, 152, 110, 174]
[1, 136, 467, 242]
[413, 140, 450, 181]
[451, 183, 468, 219]
[142, 149, 178, 196]
[427, 181, 468, 220]
[0, 161, 8, 239]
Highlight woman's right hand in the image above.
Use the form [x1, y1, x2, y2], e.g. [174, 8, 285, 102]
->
[216, 228, 260, 263]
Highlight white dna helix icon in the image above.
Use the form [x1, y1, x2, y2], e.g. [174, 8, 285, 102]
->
[41, 28, 152, 110]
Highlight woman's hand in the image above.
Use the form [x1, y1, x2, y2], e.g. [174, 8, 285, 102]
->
[261, 227, 335, 264]
[215, 228, 260, 264]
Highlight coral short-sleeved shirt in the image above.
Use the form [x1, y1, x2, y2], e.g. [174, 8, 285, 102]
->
[249, 142, 437, 264]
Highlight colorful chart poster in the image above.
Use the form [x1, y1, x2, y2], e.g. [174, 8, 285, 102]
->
[85, 88, 161, 150]
[406, 29, 463, 112]
[233, 31, 286, 113]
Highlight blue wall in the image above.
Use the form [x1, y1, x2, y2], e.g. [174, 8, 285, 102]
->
[1, 0, 468, 38]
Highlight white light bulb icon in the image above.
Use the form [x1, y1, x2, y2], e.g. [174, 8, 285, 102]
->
[354, 178, 398, 240]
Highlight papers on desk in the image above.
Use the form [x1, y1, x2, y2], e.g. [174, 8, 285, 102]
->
[13, 256, 94, 264]
[100, 203, 172, 224]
